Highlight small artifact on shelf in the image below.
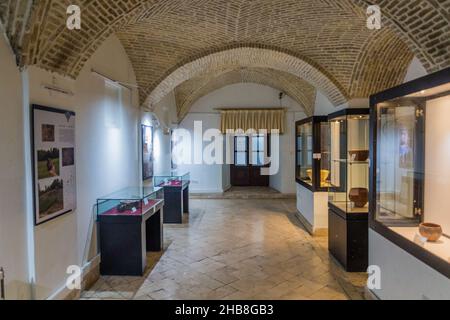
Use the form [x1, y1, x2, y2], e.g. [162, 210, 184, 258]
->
[306, 169, 313, 181]
[419, 223, 443, 242]
[306, 169, 329, 182]
[117, 201, 141, 213]
[321, 169, 330, 182]
[349, 188, 369, 208]
[349, 150, 369, 162]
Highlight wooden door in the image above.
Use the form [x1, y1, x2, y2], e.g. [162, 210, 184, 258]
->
[231, 135, 270, 187]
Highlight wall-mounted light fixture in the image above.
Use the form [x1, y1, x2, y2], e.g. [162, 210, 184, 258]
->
[41, 84, 74, 96]
[91, 69, 137, 91]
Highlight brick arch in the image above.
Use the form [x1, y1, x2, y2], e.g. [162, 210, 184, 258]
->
[2, 0, 448, 100]
[350, 28, 414, 97]
[351, 0, 450, 72]
[145, 46, 347, 110]
[175, 67, 317, 121]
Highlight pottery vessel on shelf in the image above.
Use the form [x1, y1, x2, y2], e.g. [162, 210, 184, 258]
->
[306, 169, 313, 181]
[321, 169, 330, 182]
[349, 150, 369, 162]
[419, 223, 443, 242]
[306, 169, 329, 182]
[349, 188, 369, 208]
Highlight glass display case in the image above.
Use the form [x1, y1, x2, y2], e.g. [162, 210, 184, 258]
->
[327, 109, 370, 272]
[97, 186, 164, 276]
[97, 186, 164, 217]
[153, 172, 190, 224]
[154, 172, 190, 188]
[328, 109, 370, 214]
[370, 67, 450, 278]
[295, 116, 329, 191]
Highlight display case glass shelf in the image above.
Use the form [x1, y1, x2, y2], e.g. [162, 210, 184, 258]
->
[97, 186, 163, 217]
[154, 172, 190, 188]
[370, 67, 450, 277]
[295, 116, 329, 191]
[328, 109, 370, 214]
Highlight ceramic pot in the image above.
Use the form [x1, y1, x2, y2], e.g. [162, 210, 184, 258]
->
[349, 150, 369, 162]
[349, 188, 369, 208]
[306, 169, 313, 181]
[419, 223, 443, 242]
[321, 169, 330, 182]
[306, 169, 329, 182]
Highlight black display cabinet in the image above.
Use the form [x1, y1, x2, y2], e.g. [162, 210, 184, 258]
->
[295, 116, 329, 192]
[97, 187, 164, 276]
[154, 173, 190, 224]
[327, 108, 370, 272]
[370, 67, 450, 279]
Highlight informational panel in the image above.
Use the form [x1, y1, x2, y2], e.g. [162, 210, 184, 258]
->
[142, 125, 154, 180]
[32, 105, 76, 225]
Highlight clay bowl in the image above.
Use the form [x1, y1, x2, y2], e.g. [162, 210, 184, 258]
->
[349, 188, 369, 208]
[419, 223, 443, 242]
[349, 150, 369, 162]
[321, 169, 330, 182]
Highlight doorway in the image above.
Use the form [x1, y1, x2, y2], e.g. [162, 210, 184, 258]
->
[230, 134, 270, 186]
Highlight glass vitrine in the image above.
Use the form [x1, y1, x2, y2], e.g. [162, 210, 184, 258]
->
[328, 109, 370, 214]
[153, 172, 190, 188]
[97, 186, 164, 217]
[370, 67, 450, 277]
[295, 116, 329, 191]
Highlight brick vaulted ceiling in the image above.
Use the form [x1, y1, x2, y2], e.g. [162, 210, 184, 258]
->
[175, 67, 318, 118]
[1, 0, 449, 118]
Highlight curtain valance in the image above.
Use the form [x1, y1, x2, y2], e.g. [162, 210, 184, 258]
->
[220, 109, 286, 134]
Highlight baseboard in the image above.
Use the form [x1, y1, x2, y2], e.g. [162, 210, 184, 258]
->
[364, 286, 380, 300]
[46, 255, 100, 300]
[81, 255, 101, 292]
[295, 211, 327, 237]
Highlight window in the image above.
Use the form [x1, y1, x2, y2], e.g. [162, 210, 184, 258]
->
[234, 136, 248, 166]
[251, 134, 266, 166]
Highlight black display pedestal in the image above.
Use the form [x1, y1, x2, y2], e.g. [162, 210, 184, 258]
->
[328, 203, 368, 272]
[162, 183, 189, 224]
[99, 201, 164, 276]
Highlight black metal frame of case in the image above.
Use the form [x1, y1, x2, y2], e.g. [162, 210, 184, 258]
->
[369, 66, 450, 279]
[295, 116, 328, 192]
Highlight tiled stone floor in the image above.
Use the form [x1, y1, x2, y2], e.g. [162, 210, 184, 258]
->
[82, 199, 367, 300]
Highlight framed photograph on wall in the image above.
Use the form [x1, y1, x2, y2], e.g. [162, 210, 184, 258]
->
[142, 125, 154, 180]
[32, 105, 77, 226]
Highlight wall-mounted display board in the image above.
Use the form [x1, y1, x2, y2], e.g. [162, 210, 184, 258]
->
[370, 66, 450, 278]
[295, 116, 329, 191]
[32, 105, 76, 225]
[142, 125, 153, 180]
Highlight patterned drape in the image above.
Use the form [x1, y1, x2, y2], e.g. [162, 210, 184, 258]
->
[220, 109, 286, 134]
